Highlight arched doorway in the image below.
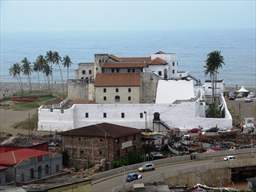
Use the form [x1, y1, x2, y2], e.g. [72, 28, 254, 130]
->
[38, 166, 42, 179]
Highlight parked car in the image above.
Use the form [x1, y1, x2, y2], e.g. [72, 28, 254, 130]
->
[224, 155, 236, 161]
[228, 92, 236, 100]
[188, 128, 201, 134]
[126, 173, 142, 182]
[245, 98, 253, 103]
[247, 92, 256, 98]
[138, 163, 155, 172]
[150, 152, 166, 160]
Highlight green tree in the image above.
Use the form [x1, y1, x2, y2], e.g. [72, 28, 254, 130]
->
[9, 63, 23, 93]
[62, 55, 72, 82]
[42, 64, 52, 91]
[52, 51, 64, 94]
[204, 50, 225, 103]
[46, 50, 54, 88]
[35, 55, 47, 89]
[21, 57, 33, 92]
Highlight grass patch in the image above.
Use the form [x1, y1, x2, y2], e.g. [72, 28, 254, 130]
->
[13, 94, 58, 110]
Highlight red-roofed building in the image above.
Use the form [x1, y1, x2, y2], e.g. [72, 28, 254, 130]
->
[94, 73, 141, 103]
[0, 149, 62, 184]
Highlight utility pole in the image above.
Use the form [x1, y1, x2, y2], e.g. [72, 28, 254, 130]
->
[144, 111, 147, 130]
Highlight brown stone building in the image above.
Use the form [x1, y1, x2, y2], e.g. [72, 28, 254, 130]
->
[60, 123, 142, 168]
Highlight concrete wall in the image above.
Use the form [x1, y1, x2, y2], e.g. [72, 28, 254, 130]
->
[95, 87, 140, 104]
[140, 73, 160, 103]
[62, 134, 141, 168]
[67, 80, 89, 100]
[150, 53, 177, 78]
[38, 99, 232, 132]
[75, 63, 94, 80]
[6, 154, 63, 184]
[102, 68, 143, 73]
[0, 170, 7, 185]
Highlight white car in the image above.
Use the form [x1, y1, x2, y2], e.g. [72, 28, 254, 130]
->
[138, 163, 155, 172]
[224, 155, 236, 161]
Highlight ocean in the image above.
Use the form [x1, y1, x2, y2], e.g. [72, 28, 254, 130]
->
[0, 29, 255, 87]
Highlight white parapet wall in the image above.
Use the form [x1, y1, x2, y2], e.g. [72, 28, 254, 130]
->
[38, 97, 232, 132]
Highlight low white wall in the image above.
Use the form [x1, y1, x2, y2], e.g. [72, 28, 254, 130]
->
[38, 99, 232, 132]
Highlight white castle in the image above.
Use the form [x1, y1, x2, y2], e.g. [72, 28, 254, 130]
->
[38, 51, 232, 132]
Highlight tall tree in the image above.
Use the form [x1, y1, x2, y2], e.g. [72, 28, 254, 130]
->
[46, 51, 54, 88]
[21, 57, 33, 92]
[33, 55, 45, 89]
[42, 63, 52, 91]
[52, 51, 64, 93]
[204, 50, 225, 103]
[62, 55, 72, 82]
[9, 63, 23, 93]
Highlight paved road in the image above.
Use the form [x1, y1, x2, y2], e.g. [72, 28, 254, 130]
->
[92, 154, 254, 192]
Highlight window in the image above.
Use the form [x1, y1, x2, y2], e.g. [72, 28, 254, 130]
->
[103, 88, 107, 93]
[115, 96, 120, 102]
[30, 168, 34, 179]
[172, 70, 175, 74]
[99, 150, 102, 155]
[37, 156, 43, 162]
[128, 69, 130, 72]
[103, 96, 107, 101]
[172, 62, 175, 66]
[158, 71, 162, 76]
[115, 88, 119, 92]
[56, 165, 60, 172]
[132, 69, 135, 72]
[111, 69, 114, 73]
[89, 70, 92, 74]
[45, 165, 49, 175]
[128, 88, 131, 92]
[140, 113, 143, 118]
[103, 113, 107, 118]
[80, 150, 84, 157]
[128, 96, 131, 101]
[82, 70, 86, 75]
[100, 138, 103, 142]
[116, 69, 120, 72]
[85, 113, 89, 118]
[81, 77, 84, 79]
[121, 113, 125, 118]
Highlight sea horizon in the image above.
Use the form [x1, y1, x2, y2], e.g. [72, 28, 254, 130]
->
[0, 28, 255, 87]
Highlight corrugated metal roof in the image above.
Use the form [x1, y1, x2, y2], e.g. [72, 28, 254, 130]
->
[0, 149, 50, 166]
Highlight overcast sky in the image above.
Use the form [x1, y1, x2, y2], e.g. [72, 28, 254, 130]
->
[0, 0, 255, 32]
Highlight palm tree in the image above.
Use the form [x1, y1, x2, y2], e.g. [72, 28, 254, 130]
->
[9, 63, 23, 93]
[42, 63, 52, 91]
[46, 51, 54, 88]
[204, 50, 225, 103]
[33, 55, 45, 89]
[21, 57, 33, 92]
[52, 51, 64, 93]
[62, 55, 72, 82]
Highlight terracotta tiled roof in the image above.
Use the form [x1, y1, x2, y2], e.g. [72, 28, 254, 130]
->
[102, 62, 146, 68]
[95, 73, 140, 87]
[0, 149, 50, 166]
[60, 123, 141, 138]
[150, 57, 168, 65]
[118, 57, 151, 62]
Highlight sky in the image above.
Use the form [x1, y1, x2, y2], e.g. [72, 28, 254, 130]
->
[0, 0, 255, 32]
